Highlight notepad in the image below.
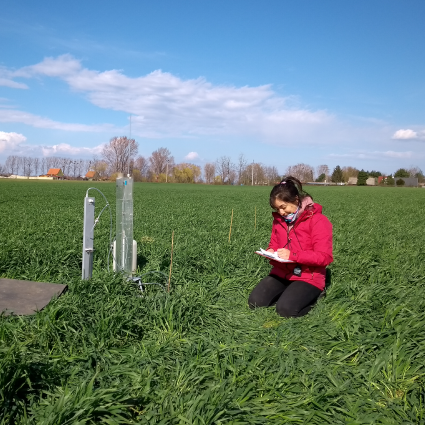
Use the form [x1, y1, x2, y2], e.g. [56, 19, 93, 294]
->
[255, 248, 295, 263]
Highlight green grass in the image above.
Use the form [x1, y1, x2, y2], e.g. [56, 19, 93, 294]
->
[1, 180, 425, 424]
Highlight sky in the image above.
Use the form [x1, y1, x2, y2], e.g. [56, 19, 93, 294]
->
[1, 0, 424, 175]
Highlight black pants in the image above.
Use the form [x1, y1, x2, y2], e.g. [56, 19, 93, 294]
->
[248, 274, 322, 318]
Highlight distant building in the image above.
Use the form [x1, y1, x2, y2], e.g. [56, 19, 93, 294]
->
[394, 177, 418, 187]
[347, 177, 358, 185]
[85, 171, 96, 180]
[366, 177, 376, 186]
[378, 176, 418, 187]
[46, 168, 64, 179]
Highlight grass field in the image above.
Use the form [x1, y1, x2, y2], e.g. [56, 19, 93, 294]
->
[1, 180, 425, 424]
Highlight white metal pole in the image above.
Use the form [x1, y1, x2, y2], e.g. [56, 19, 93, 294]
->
[82, 197, 95, 279]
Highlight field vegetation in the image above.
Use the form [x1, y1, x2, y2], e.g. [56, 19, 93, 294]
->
[1, 180, 425, 424]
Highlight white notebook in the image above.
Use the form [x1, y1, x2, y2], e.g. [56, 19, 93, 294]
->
[255, 248, 295, 263]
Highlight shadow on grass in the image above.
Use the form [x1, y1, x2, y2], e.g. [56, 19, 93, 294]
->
[325, 267, 332, 291]
[136, 253, 148, 269]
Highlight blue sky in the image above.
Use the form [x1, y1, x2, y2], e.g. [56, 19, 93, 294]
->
[1, 0, 424, 175]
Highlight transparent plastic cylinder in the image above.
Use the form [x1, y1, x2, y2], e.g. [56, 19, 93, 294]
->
[115, 177, 134, 275]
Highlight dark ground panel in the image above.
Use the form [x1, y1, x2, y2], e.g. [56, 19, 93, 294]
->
[0, 278, 67, 315]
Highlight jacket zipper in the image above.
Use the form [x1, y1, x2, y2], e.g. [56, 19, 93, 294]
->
[280, 211, 315, 279]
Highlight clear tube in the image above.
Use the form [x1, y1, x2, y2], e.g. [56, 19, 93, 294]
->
[115, 177, 134, 275]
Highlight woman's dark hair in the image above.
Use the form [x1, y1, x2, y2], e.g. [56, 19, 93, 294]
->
[269, 176, 312, 208]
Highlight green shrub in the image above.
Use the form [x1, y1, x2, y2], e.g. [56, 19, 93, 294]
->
[386, 175, 395, 186]
[357, 170, 368, 185]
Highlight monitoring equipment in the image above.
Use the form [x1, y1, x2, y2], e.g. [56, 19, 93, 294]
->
[113, 176, 137, 274]
[82, 176, 136, 280]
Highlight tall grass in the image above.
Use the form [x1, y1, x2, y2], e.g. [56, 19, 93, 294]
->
[0, 181, 424, 423]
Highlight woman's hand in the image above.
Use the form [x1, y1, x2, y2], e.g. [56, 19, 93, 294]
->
[266, 249, 274, 253]
[277, 248, 290, 260]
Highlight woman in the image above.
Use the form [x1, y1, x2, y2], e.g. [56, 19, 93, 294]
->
[249, 176, 333, 318]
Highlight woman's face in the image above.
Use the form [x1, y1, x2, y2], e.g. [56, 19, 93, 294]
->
[272, 198, 298, 217]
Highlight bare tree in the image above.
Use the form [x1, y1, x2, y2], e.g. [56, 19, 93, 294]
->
[216, 156, 234, 184]
[77, 159, 84, 178]
[316, 165, 329, 181]
[285, 163, 314, 183]
[93, 160, 109, 180]
[237, 153, 247, 185]
[59, 158, 65, 176]
[149, 147, 174, 176]
[47, 157, 61, 169]
[84, 159, 92, 176]
[16, 156, 23, 174]
[41, 157, 46, 175]
[66, 158, 73, 177]
[70, 160, 77, 178]
[228, 169, 237, 185]
[60, 157, 72, 177]
[238, 163, 251, 185]
[33, 158, 40, 176]
[253, 163, 266, 185]
[5, 156, 18, 174]
[204, 163, 215, 184]
[46, 157, 53, 172]
[102, 136, 138, 174]
[25, 157, 34, 177]
[408, 165, 422, 177]
[341, 166, 359, 183]
[264, 165, 280, 185]
[134, 156, 149, 180]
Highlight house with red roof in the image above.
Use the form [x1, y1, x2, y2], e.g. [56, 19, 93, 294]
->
[85, 171, 96, 180]
[46, 168, 64, 179]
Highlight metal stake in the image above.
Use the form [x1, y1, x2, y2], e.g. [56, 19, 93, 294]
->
[82, 197, 95, 280]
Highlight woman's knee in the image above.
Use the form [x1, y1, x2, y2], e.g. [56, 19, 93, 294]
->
[248, 292, 258, 309]
[248, 289, 267, 309]
[276, 298, 316, 318]
[276, 300, 297, 318]
[248, 275, 286, 309]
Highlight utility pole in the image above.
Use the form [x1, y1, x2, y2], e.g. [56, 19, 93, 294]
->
[252, 161, 254, 186]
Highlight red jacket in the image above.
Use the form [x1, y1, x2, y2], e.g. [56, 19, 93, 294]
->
[267, 198, 333, 291]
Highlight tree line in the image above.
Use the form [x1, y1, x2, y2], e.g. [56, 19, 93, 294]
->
[0, 156, 93, 178]
[321, 165, 424, 185]
[1, 136, 423, 185]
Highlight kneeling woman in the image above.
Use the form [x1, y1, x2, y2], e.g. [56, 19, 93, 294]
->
[249, 176, 333, 318]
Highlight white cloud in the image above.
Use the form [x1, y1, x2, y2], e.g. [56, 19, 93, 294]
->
[6, 55, 334, 142]
[185, 151, 199, 160]
[329, 153, 371, 159]
[0, 78, 28, 89]
[40, 143, 104, 157]
[392, 129, 418, 139]
[0, 131, 26, 153]
[329, 150, 417, 160]
[0, 109, 116, 132]
[0, 66, 29, 89]
[4, 54, 424, 152]
[382, 150, 414, 159]
[0, 139, 104, 159]
[17, 54, 82, 78]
